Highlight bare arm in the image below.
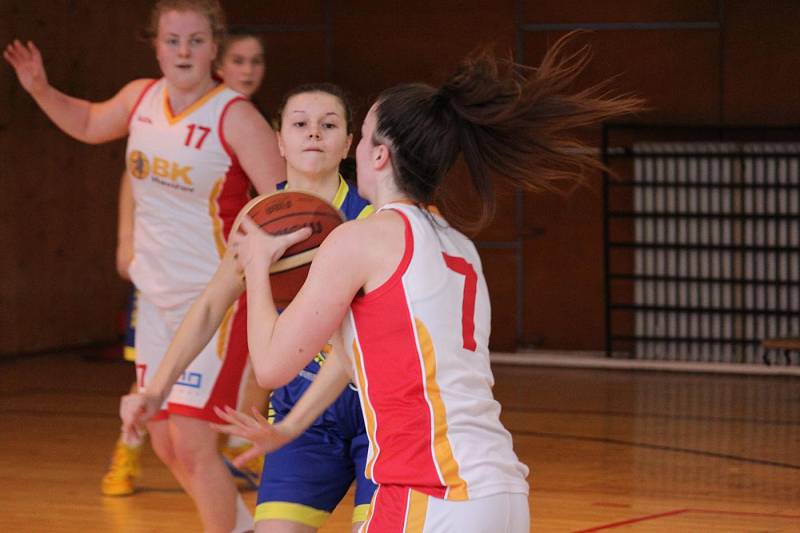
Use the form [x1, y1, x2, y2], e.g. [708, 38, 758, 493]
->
[277, 331, 353, 438]
[211, 332, 353, 464]
[120, 250, 246, 433]
[4, 40, 149, 144]
[116, 170, 135, 280]
[232, 216, 376, 389]
[222, 99, 285, 194]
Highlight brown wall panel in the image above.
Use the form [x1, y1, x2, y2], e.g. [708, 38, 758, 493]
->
[227, 0, 326, 26]
[253, 32, 330, 114]
[521, 0, 719, 24]
[523, 30, 721, 122]
[722, 0, 800, 123]
[519, 29, 720, 350]
[479, 249, 517, 351]
[4, 1, 800, 357]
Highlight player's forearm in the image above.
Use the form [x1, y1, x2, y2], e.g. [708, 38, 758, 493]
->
[279, 348, 351, 439]
[117, 171, 135, 241]
[147, 279, 242, 400]
[245, 274, 283, 388]
[30, 85, 98, 143]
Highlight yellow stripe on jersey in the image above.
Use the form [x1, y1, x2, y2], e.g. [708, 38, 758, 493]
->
[208, 177, 226, 258]
[357, 204, 375, 219]
[333, 174, 374, 219]
[404, 489, 429, 533]
[216, 303, 235, 360]
[162, 83, 228, 125]
[352, 339, 380, 479]
[332, 174, 349, 209]
[415, 318, 469, 500]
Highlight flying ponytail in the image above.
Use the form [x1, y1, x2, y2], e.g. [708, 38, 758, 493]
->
[374, 31, 645, 229]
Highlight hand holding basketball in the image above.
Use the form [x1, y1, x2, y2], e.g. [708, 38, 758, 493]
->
[231, 215, 313, 276]
[3, 40, 48, 97]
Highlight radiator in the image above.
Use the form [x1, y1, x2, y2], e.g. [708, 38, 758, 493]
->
[631, 143, 800, 363]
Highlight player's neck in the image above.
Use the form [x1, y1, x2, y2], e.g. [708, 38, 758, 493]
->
[165, 78, 218, 115]
[285, 170, 340, 204]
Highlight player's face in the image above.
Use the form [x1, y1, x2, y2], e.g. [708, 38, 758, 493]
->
[217, 37, 265, 97]
[155, 10, 217, 90]
[279, 92, 352, 179]
[355, 104, 379, 202]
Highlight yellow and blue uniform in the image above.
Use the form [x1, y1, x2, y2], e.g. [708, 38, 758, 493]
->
[255, 176, 376, 527]
[122, 288, 138, 363]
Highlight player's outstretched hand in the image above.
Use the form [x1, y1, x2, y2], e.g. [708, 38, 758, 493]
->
[120, 392, 161, 442]
[210, 405, 297, 466]
[3, 40, 48, 96]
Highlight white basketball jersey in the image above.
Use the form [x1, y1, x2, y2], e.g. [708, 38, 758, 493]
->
[344, 202, 529, 500]
[126, 79, 252, 308]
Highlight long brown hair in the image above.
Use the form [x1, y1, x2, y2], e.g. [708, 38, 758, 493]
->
[373, 32, 644, 229]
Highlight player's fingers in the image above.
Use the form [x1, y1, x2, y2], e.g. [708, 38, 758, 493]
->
[239, 215, 259, 234]
[232, 446, 263, 468]
[209, 422, 244, 438]
[284, 227, 312, 245]
[250, 406, 270, 425]
[28, 41, 41, 59]
[213, 405, 242, 426]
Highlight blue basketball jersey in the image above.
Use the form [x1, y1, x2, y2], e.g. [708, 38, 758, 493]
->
[269, 176, 372, 430]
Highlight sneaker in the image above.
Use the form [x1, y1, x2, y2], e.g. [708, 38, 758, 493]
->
[101, 440, 142, 496]
[222, 444, 263, 490]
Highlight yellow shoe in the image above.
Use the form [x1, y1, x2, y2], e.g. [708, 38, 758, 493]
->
[222, 443, 263, 489]
[101, 440, 142, 496]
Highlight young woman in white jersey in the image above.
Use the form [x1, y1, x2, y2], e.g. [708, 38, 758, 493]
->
[211, 34, 643, 531]
[100, 27, 271, 497]
[5, 1, 284, 531]
[121, 83, 376, 532]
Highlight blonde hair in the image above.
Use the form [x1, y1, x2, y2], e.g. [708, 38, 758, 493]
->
[145, 0, 226, 44]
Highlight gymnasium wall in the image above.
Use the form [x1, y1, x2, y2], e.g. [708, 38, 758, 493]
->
[2, 0, 799, 356]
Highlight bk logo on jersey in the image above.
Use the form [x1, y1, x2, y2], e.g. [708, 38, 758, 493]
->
[127, 150, 194, 185]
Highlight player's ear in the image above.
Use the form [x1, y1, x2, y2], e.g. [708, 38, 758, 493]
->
[276, 131, 286, 158]
[373, 144, 390, 171]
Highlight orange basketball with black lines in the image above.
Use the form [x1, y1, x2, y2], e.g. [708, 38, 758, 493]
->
[232, 190, 344, 308]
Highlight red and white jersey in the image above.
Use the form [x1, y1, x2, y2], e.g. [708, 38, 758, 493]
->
[126, 79, 251, 308]
[344, 202, 529, 501]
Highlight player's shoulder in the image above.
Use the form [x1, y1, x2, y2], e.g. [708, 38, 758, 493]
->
[324, 209, 402, 252]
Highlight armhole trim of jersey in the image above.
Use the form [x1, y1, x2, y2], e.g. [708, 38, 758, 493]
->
[357, 208, 414, 302]
[126, 79, 159, 129]
[218, 95, 247, 161]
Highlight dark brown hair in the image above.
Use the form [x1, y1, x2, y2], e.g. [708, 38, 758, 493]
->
[276, 83, 355, 134]
[373, 32, 644, 229]
[214, 28, 265, 71]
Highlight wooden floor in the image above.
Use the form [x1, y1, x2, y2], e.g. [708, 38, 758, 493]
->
[1, 350, 798, 532]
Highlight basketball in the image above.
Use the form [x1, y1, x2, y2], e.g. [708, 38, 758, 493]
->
[231, 190, 345, 307]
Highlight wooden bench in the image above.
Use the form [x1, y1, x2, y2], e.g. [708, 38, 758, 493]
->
[761, 338, 800, 366]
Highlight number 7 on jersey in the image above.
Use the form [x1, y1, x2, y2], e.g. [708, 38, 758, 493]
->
[442, 253, 478, 351]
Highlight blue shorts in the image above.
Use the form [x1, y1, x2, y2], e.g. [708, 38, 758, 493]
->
[123, 288, 138, 363]
[255, 379, 376, 527]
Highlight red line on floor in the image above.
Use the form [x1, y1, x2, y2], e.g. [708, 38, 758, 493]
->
[688, 508, 800, 519]
[571, 509, 689, 532]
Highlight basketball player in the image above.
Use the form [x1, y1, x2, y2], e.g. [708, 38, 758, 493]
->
[214, 34, 643, 531]
[4, 1, 284, 531]
[100, 27, 271, 496]
[122, 84, 377, 532]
